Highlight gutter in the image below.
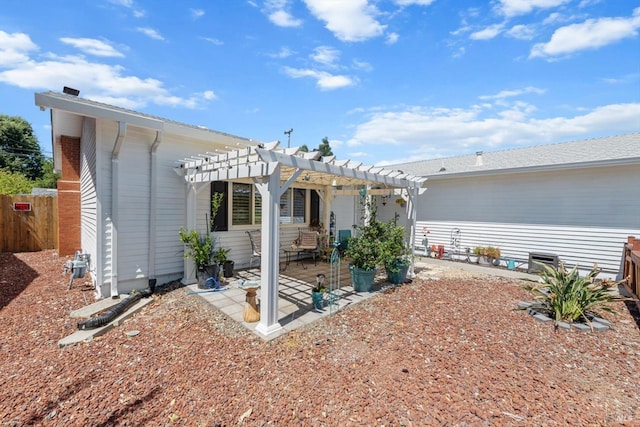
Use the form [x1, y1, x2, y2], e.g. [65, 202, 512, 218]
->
[148, 131, 163, 283]
[110, 121, 126, 298]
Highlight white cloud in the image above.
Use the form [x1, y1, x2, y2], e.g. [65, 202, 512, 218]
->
[346, 101, 640, 161]
[470, 23, 504, 40]
[497, 0, 571, 18]
[136, 27, 165, 41]
[268, 47, 295, 58]
[283, 67, 356, 90]
[269, 10, 303, 27]
[303, 0, 386, 42]
[506, 24, 536, 40]
[394, 0, 435, 5]
[0, 31, 38, 66]
[265, 0, 303, 27]
[201, 37, 224, 46]
[60, 38, 124, 57]
[0, 49, 214, 109]
[352, 59, 373, 72]
[530, 8, 640, 59]
[191, 8, 205, 19]
[479, 86, 546, 100]
[386, 32, 400, 44]
[310, 46, 340, 67]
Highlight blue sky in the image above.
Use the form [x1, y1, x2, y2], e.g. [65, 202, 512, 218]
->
[1, 0, 639, 166]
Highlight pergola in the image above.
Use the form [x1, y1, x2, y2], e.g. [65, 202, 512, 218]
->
[177, 141, 426, 336]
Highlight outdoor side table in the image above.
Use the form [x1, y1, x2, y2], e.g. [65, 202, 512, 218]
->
[282, 248, 305, 271]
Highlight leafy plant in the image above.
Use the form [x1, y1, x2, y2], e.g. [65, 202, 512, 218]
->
[178, 227, 213, 269]
[212, 247, 231, 265]
[473, 246, 500, 259]
[345, 192, 409, 272]
[523, 263, 628, 326]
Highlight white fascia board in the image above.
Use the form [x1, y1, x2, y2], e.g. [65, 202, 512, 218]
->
[425, 157, 640, 180]
[256, 148, 421, 189]
[35, 92, 163, 131]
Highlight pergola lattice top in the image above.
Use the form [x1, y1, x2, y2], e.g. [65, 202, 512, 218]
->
[177, 141, 426, 189]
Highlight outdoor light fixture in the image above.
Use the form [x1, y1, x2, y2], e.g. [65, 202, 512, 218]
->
[359, 188, 367, 197]
[304, 174, 310, 181]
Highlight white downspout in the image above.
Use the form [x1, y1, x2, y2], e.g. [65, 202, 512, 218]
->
[148, 131, 162, 284]
[110, 121, 126, 298]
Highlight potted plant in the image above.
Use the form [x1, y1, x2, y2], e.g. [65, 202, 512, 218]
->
[213, 247, 234, 278]
[380, 216, 411, 285]
[179, 227, 218, 288]
[311, 273, 327, 311]
[474, 246, 501, 266]
[345, 193, 384, 292]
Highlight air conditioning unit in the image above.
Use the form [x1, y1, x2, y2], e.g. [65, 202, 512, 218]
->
[527, 252, 559, 274]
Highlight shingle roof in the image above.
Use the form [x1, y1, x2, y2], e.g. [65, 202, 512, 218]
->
[390, 133, 640, 178]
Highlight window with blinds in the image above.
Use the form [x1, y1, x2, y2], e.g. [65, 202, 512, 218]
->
[231, 183, 307, 226]
[232, 183, 252, 225]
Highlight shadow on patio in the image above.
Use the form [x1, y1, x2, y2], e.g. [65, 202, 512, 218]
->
[185, 256, 388, 341]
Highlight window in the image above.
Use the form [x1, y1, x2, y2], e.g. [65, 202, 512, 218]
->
[232, 183, 252, 225]
[230, 183, 307, 226]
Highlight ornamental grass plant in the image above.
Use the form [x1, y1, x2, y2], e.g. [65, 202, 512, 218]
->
[523, 262, 629, 327]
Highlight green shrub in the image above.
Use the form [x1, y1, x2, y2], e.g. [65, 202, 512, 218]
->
[524, 263, 628, 326]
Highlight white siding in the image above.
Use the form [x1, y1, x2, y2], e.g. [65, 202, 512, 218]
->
[410, 164, 640, 277]
[421, 165, 640, 227]
[80, 118, 98, 281]
[115, 126, 152, 288]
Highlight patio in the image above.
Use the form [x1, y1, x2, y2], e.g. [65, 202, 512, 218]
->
[185, 256, 388, 341]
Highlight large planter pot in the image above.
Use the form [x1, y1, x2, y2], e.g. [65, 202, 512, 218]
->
[386, 259, 409, 285]
[222, 260, 234, 278]
[350, 265, 376, 292]
[197, 264, 220, 289]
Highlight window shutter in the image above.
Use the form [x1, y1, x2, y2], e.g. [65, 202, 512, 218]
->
[211, 181, 228, 231]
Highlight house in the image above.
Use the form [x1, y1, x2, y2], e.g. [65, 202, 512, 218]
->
[35, 91, 424, 335]
[389, 133, 640, 278]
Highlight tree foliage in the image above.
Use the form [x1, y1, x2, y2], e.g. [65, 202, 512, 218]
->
[0, 115, 45, 180]
[298, 137, 333, 156]
[0, 169, 33, 195]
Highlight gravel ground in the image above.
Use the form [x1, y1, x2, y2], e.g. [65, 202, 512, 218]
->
[1, 250, 639, 426]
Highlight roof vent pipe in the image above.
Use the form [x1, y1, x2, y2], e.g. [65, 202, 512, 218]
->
[475, 151, 483, 166]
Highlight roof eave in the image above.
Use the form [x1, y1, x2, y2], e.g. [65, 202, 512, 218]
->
[423, 157, 640, 180]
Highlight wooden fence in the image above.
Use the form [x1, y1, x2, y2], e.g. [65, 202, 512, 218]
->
[623, 236, 640, 308]
[0, 194, 58, 253]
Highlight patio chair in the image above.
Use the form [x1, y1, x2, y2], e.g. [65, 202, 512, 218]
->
[246, 230, 261, 269]
[297, 229, 320, 265]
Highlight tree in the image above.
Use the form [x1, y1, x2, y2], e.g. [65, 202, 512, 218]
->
[0, 115, 45, 180]
[318, 137, 333, 156]
[298, 137, 333, 156]
[0, 169, 33, 195]
[34, 158, 59, 189]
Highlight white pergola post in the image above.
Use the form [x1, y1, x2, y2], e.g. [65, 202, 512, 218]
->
[255, 167, 284, 336]
[181, 182, 198, 285]
[405, 186, 419, 279]
[181, 182, 208, 285]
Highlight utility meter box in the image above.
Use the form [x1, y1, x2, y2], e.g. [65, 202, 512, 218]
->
[527, 252, 559, 274]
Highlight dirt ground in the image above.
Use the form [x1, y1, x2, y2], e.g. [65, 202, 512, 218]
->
[1, 250, 639, 426]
